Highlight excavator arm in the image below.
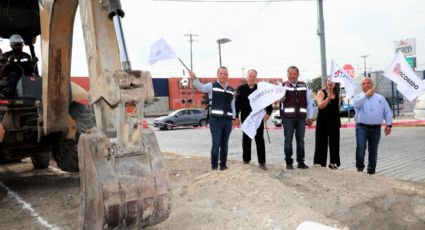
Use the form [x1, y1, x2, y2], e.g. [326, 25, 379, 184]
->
[39, 0, 171, 229]
[39, 0, 78, 135]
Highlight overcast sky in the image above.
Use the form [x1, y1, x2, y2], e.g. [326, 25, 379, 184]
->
[1, 0, 424, 81]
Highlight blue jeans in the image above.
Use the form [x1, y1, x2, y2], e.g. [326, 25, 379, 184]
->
[355, 124, 381, 174]
[282, 118, 306, 165]
[209, 117, 232, 169]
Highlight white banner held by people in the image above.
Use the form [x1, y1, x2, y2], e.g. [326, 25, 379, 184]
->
[383, 50, 425, 101]
[329, 60, 358, 99]
[248, 82, 286, 113]
[241, 82, 286, 139]
[149, 38, 178, 65]
[240, 110, 266, 139]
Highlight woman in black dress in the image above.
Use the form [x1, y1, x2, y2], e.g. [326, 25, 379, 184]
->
[313, 79, 341, 169]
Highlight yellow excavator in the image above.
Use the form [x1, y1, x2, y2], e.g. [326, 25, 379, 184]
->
[0, 0, 171, 229]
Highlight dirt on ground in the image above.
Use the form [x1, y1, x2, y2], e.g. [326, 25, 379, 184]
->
[1, 153, 425, 230]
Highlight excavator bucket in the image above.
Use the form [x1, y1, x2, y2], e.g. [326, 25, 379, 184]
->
[76, 68, 171, 229]
[78, 126, 171, 229]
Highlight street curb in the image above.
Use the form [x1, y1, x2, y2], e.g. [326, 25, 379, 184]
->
[267, 119, 425, 130]
[340, 120, 425, 128]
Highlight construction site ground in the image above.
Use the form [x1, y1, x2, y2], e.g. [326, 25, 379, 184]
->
[1, 152, 425, 230]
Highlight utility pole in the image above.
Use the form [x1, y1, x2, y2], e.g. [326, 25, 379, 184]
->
[317, 0, 327, 88]
[184, 33, 198, 71]
[361, 55, 369, 77]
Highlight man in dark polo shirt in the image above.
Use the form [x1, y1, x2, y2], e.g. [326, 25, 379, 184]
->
[235, 69, 273, 170]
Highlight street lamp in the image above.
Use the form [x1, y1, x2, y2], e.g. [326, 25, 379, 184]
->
[217, 38, 231, 67]
[361, 55, 369, 77]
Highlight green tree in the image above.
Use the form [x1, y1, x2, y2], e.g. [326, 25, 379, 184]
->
[307, 76, 322, 93]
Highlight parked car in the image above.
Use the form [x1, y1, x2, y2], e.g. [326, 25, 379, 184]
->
[340, 100, 355, 117]
[271, 100, 318, 127]
[414, 92, 425, 120]
[271, 110, 283, 127]
[153, 108, 208, 130]
[339, 87, 355, 117]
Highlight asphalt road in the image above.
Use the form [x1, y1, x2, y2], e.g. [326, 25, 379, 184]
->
[149, 118, 425, 182]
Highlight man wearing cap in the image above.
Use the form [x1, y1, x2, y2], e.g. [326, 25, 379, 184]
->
[0, 34, 36, 96]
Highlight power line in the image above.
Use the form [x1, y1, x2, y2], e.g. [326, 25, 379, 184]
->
[181, 0, 273, 65]
[227, 0, 271, 39]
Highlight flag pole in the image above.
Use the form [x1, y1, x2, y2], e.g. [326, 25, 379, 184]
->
[178, 58, 190, 72]
[374, 75, 385, 90]
[264, 121, 271, 144]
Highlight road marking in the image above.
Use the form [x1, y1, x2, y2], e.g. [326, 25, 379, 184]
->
[0, 181, 61, 230]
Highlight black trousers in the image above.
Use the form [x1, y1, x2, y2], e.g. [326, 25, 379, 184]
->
[314, 123, 340, 167]
[242, 121, 266, 164]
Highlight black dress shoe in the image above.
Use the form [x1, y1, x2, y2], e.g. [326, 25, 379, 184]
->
[259, 163, 267, 170]
[328, 164, 338, 170]
[219, 166, 228, 171]
[286, 164, 294, 170]
[243, 161, 250, 164]
[297, 163, 309, 169]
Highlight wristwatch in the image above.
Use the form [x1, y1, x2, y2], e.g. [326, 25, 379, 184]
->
[386, 125, 392, 128]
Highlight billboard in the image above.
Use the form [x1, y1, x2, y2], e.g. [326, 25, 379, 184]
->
[394, 38, 416, 56]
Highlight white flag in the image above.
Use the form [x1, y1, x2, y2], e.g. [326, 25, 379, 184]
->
[149, 38, 178, 65]
[240, 110, 266, 139]
[241, 82, 286, 139]
[329, 60, 358, 99]
[383, 50, 425, 101]
[248, 82, 286, 113]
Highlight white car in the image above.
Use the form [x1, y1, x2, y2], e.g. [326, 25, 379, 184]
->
[271, 100, 318, 127]
[271, 110, 283, 127]
[414, 93, 425, 120]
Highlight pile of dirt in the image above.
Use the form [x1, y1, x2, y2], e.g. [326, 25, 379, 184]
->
[148, 153, 425, 230]
[1, 153, 424, 230]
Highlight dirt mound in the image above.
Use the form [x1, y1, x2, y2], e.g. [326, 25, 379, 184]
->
[1, 153, 424, 230]
[148, 153, 425, 230]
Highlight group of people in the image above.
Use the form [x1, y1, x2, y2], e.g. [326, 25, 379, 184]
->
[314, 75, 392, 174]
[189, 65, 393, 175]
[0, 34, 394, 176]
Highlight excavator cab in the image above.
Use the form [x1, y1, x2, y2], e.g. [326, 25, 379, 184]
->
[0, 0, 171, 229]
[0, 31, 47, 165]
